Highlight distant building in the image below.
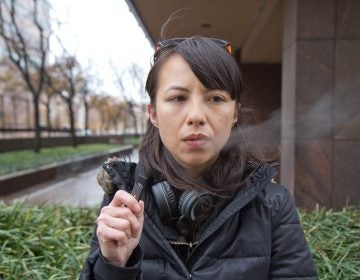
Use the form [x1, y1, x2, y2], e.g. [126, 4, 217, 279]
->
[0, 0, 51, 137]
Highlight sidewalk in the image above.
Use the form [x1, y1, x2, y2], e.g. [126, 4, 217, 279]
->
[3, 150, 139, 207]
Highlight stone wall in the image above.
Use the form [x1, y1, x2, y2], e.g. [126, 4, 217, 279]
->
[281, 0, 360, 209]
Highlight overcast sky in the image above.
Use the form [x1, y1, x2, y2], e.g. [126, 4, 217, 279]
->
[49, 0, 154, 100]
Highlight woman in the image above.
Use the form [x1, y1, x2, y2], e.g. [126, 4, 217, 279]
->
[81, 37, 318, 279]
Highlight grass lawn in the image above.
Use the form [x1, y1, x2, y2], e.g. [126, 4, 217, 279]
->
[0, 143, 132, 176]
[0, 203, 359, 279]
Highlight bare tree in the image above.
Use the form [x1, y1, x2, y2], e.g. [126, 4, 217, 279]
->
[110, 65, 134, 134]
[107, 99, 128, 134]
[78, 77, 90, 135]
[0, 0, 51, 152]
[128, 63, 147, 133]
[87, 93, 126, 134]
[110, 62, 148, 134]
[89, 94, 110, 133]
[41, 66, 59, 135]
[77, 70, 98, 136]
[47, 56, 84, 147]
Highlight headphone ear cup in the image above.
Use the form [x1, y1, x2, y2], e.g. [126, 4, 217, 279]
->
[178, 191, 197, 222]
[151, 181, 178, 222]
[179, 191, 214, 223]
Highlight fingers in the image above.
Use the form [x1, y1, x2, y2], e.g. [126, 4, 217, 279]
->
[138, 200, 145, 219]
[96, 191, 145, 266]
[96, 190, 144, 243]
[110, 190, 142, 214]
[97, 223, 130, 246]
[97, 215, 132, 238]
[97, 207, 141, 238]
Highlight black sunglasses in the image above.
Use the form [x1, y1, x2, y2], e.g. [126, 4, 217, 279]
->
[154, 37, 232, 60]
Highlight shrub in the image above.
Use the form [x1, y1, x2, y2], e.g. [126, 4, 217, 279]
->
[0, 203, 96, 279]
[0, 203, 359, 279]
[301, 207, 360, 279]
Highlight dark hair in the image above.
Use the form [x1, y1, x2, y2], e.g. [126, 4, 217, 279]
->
[139, 36, 268, 196]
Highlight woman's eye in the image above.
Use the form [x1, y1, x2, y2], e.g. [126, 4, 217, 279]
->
[209, 95, 225, 103]
[170, 95, 186, 102]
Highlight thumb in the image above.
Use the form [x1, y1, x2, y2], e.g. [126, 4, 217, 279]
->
[110, 190, 143, 214]
[136, 200, 145, 219]
[109, 190, 124, 207]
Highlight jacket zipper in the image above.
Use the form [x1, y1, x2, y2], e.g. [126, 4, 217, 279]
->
[169, 241, 199, 248]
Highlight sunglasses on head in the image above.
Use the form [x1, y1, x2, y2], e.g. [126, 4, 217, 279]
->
[155, 37, 232, 59]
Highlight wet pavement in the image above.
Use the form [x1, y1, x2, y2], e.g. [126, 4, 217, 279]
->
[4, 150, 139, 207]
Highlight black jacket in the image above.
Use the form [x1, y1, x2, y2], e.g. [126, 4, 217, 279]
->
[80, 162, 318, 280]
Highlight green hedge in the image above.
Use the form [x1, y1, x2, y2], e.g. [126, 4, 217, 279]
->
[0, 144, 121, 176]
[0, 203, 359, 279]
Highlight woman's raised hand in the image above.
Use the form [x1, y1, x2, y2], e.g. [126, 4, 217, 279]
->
[96, 190, 144, 267]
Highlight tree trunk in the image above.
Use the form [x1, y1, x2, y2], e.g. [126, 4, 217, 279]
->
[84, 101, 89, 136]
[131, 111, 138, 134]
[46, 102, 51, 137]
[112, 119, 118, 133]
[67, 100, 77, 148]
[33, 95, 42, 153]
[26, 98, 31, 129]
[120, 118, 126, 134]
[127, 102, 138, 134]
[0, 95, 4, 128]
[11, 96, 18, 128]
[124, 118, 129, 134]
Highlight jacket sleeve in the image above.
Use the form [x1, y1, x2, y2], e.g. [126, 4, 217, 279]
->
[269, 185, 318, 280]
[79, 194, 143, 280]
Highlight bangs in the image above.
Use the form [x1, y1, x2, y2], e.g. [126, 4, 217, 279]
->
[175, 37, 242, 101]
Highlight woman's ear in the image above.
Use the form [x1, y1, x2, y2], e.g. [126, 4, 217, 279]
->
[149, 105, 159, 128]
[233, 103, 241, 123]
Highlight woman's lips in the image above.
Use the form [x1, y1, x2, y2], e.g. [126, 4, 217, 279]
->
[183, 134, 208, 148]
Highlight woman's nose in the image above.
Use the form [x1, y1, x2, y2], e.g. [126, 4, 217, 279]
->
[186, 100, 206, 126]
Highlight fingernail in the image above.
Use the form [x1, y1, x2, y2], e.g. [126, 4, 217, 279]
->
[135, 204, 141, 212]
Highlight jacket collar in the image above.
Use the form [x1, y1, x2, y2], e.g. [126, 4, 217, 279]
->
[141, 163, 277, 274]
[196, 163, 277, 244]
[142, 164, 276, 239]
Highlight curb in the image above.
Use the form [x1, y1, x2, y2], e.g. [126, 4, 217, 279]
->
[0, 145, 134, 196]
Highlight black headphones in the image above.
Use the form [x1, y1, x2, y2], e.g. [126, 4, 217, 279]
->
[101, 160, 214, 225]
[151, 181, 214, 224]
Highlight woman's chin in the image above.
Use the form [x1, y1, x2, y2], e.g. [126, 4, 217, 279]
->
[179, 156, 218, 176]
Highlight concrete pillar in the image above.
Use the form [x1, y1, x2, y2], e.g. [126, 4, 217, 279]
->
[281, 0, 360, 209]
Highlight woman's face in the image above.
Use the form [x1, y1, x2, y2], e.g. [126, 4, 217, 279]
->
[149, 54, 238, 177]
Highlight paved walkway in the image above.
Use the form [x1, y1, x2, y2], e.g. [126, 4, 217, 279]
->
[5, 150, 139, 207]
